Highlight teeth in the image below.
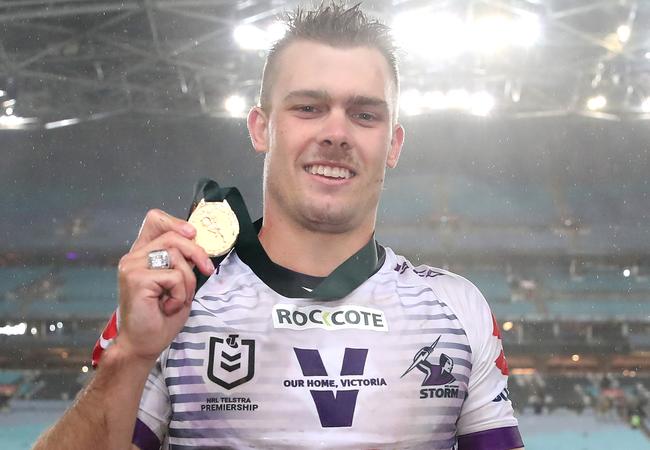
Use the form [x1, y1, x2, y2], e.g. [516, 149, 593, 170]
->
[306, 165, 352, 179]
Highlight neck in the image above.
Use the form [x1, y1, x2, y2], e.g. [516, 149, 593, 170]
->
[258, 212, 375, 277]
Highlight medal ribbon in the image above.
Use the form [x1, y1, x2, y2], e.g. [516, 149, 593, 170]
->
[189, 178, 381, 300]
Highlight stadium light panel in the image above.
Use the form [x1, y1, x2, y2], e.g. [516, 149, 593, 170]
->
[0, 113, 38, 129]
[399, 89, 424, 116]
[224, 95, 247, 117]
[234, 22, 286, 51]
[45, 118, 81, 130]
[617, 24, 631, 43]
[511, 15, 541, 48]
[0, 322, 27, 336]
[233, 24, 268, 50]
[422, 91, 447, 110]
[586, 95, 607, 111]
[641, 97, 650, 113]
[469, 91, 495, 116]
[392, 12, 466, 60]
[266, 21, 287, 43]
[447, 89, 470, 110]
[49, 324, 56, 332]
[472, 16, 511, 54]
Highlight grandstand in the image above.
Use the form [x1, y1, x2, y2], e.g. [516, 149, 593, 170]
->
[2, 0, 650, 448]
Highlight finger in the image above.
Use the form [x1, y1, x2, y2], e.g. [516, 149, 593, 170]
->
[131, 209, 196, 252]
[139, 231, 215, 276]
[165, 247, 197, 306]
[121, 266, 187, 313]
[153, 269, 188, 316]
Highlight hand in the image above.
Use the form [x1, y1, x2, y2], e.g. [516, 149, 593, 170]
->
[115, 209, 215, 362]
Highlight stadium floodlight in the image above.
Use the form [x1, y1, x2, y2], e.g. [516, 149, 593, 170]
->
[472, 16, 511, 54]
[57, 321, 63, 329]
[5, 106, 13, 116]
[0, 322, 27, 336]
[399, 89, 425, 116]
[422, 91, 447, 110]
[469, 91, 495, 116]
[393, 11, 466, 60]
[233, 24, 268, 50]
[571, 354, 580, 362]
[49, 324, 56, 332]
[81, 366, 89, 373]
[30, 327, 37, 335]
[502, 321, 514, 331]
[641, 97, 650, 113]
[616, 24, 631, 43]
[234, 21, 286, 51]
[266, 21, 288, 43]
[224, 95, 247, 117]
[0, 113, 38, 129]
[623, 268, 631, 277]
[446, 88, 470, 110]
[45, 118, 81, 130]
[586, 95, 607, 111]
[511, 15, 541, 48]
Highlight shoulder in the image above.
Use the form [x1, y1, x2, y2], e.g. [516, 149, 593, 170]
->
[384, 248, 495, 350]
[385, 247, 488, 309]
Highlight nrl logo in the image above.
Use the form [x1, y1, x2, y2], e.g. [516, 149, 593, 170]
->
[207, 334, 255, 390]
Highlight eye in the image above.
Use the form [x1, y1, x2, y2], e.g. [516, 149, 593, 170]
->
[356, 112, 376, 121]
[295, 105, 317, 113]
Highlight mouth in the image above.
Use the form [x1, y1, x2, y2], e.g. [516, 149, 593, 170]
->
[303, 163, 356, 180]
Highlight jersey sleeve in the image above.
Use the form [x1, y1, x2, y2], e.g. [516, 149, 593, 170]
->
[132, 353, 171, 450]
[453, 281, 524, 449]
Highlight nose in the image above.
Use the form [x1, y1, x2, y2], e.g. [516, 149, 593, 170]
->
[317, 108, 350, 150]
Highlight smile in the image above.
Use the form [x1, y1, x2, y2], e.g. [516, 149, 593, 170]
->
[304, 164, 355, 180]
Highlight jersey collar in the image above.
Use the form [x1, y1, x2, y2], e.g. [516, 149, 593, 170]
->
[238, 219, 385, 300]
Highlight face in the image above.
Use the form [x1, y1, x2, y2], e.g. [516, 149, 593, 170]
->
[248, 40, 404, 234]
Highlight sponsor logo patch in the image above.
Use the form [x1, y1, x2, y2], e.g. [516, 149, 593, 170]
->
[272, 304, 388, 332]
[401, 336, 461, 400]
[207, 334, 255, 390]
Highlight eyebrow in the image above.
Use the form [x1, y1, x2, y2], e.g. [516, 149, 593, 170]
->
[284, 90, 388, 110]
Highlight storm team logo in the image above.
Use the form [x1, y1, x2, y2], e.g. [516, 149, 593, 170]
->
[401, 336, 455, 386]
[207, 334, 255, 390]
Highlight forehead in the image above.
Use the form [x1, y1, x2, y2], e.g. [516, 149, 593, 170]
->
[270, 41, 396, 105]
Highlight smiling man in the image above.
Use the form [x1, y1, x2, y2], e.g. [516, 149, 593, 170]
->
[34, 3, 523, 450]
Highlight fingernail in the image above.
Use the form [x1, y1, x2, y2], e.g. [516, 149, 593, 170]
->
[206, 259, 215, 273]
[182, 223, 195, 236]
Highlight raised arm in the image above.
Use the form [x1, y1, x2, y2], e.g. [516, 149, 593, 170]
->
[33, 209, 214, 450]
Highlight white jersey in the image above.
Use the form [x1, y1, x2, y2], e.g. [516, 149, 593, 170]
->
[133, 246, 522, 450]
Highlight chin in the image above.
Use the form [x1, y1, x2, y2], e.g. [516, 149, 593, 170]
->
[300, 206, 358, 234]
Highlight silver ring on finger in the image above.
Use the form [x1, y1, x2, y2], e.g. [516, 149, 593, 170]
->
[148, 249, 171, 270]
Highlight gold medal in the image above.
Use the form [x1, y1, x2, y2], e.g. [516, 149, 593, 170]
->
[188, 199, 239, 257]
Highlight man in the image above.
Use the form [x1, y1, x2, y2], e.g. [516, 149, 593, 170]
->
[34, 3, 524, 449]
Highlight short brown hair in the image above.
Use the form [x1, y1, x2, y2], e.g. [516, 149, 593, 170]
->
[259, 2, 399, 111]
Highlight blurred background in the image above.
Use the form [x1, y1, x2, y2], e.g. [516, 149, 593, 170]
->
[1, 0, 650, 449]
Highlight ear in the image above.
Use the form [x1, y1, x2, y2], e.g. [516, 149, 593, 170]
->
[386, 123, 405, 168]
[247, 106, 269, 154]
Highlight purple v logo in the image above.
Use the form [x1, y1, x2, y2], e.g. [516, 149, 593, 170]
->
[293, 347, 368, 428]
